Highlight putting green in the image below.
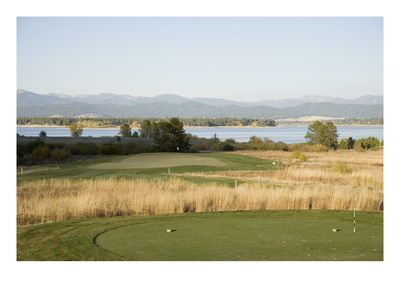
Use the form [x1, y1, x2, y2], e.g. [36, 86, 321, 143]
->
[95, 218, 383, 261]
[90, 153, 226, 169]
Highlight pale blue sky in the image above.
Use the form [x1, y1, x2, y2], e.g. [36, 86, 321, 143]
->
[17, 17, 383, 101]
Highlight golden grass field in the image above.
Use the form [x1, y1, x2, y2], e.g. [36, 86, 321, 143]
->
[17, 149, 383, 226]
[191, 150, 383, 189]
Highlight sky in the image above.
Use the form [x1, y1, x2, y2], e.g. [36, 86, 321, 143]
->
[17, 16, 383, 102]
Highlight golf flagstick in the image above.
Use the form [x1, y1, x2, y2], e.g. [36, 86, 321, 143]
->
[353, 207, 358, 232]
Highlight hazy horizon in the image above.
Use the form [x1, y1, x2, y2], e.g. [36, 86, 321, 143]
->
[17, 88, 383, 103]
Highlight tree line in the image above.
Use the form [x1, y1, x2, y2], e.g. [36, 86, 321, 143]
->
[304, 121, 382, 151]
[17, 119, 382, 166]
[17, 117, 276, 128]
[17, 118, 190, 165]
[17, 116, 383, 128]
[333, 118, 383, 126]
[17, 138, 156, 166]
[277, 118, 383, 126]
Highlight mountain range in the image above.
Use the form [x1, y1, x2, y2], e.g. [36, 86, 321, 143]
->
[17, 90, 383, 119]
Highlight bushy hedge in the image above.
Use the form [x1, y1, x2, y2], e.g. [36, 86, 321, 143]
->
[190, 135, 381, 153]
[212, 142, 235, 151]
[17, 134, 383, 166]
[17, 138, 156, 165]
[354, 137, 380, 151]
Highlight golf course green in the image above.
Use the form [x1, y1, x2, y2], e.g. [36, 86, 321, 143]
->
[95, 217, 383, 261]
[89, 153, 227, 169]
[17, 152, 278, 184]
[17, 210, 383, 261]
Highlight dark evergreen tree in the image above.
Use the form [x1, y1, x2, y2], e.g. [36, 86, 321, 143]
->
[119, 123, 132, 137]
[153, 118, 190, 152]
[139, 119, 155, 138]
[305, 121, 339, 149]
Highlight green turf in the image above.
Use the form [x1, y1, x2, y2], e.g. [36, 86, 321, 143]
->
[95, 218, 383, 261]
[17, 210, 383, 261]
[90, 153, 227, 169]
[17, 152, 279, 185]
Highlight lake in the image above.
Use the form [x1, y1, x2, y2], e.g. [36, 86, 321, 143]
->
[17, 126, 384, 144]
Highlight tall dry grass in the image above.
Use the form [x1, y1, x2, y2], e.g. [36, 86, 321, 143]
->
[17, 176, 383, 226]
[184, 164, 383, 190]
[233, 149, 383, 188]
[17, 149, 383, 225]
[235, 149, 383, 168]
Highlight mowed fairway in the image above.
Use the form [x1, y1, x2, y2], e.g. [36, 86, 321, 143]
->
[17, 152, 276, 184]
[90, 153, 226, 169]
[96, 217, 383, 261]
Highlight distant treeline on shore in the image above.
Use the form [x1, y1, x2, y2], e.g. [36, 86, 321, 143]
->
[17, 117, 382, 128]
[17, 117, 276, 128]
[276, 118, 383, 126]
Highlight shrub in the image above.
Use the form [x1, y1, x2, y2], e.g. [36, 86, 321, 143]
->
[290, 150, 308, 162]
[290, 150, 302, 159]
[31, 145, 50, 161]
[288, 143, 304, 152]
[331, 161, 352, 174]
[310, 144, 329, 152]
[27, 139, 46, 153]
[274, 142, 289, 151]
[50, 149, 72, 162]
[354, 142, 364, 152]
[338, 139, 348, 150]
[99, 143, 120, 155]
[225, 138, 236, 144]
[298, 152, 308, 162]
[212, 142, 235, 151]
[70, 142, 99, 156]
[191, 142, 208, 151]
[299, 144, 312, 152]
[354, 137, 380, 151]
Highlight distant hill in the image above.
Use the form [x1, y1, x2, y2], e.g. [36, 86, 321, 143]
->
[16, 90, 383, 119]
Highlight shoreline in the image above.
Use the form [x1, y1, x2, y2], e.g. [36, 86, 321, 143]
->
[17, 124, 383, 129]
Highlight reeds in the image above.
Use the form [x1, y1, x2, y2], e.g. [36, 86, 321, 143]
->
[17, 149, 383, 225]
[17, 175, 383, 226]
[190, 164, 383, 189]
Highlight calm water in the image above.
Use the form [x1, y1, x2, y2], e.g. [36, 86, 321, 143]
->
[17, 126, 383, 144]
